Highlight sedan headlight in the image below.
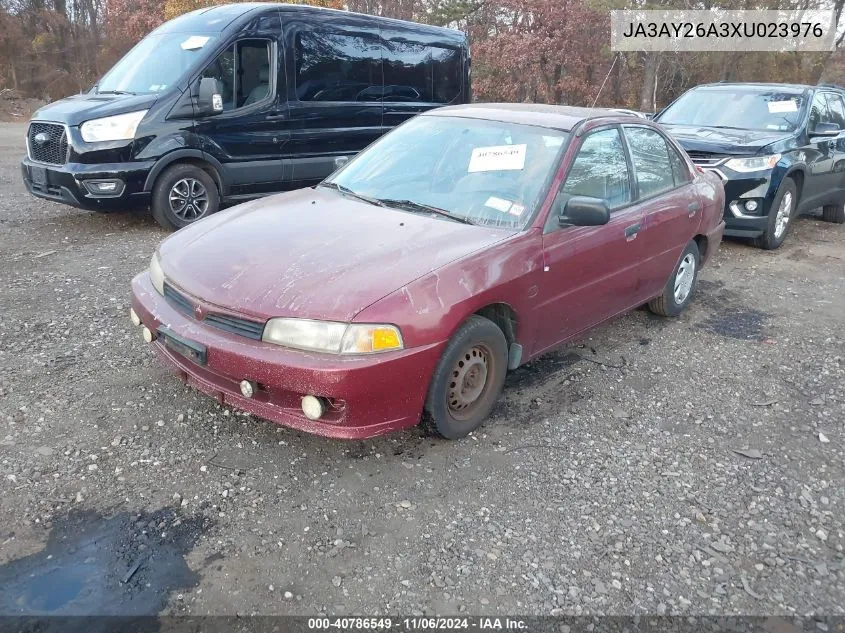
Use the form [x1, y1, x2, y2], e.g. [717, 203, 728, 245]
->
[149, 251, 165, 295]
[724, 154, 781, 173]
[262, 318, 403, 354]
[80, 110, 148, 142]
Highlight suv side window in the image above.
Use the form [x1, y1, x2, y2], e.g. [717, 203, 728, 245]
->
[200, 39, 273, 111]
[809, 91, 833, 132]
[623, 126, 676, 198]
[560, 128, 632, 210]
[825, 93, 845, 128]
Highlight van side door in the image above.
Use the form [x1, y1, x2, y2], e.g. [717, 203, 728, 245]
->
[193, 11, 290, 199]
[283, 15, 384, 188]
[379, 24, 464, 130]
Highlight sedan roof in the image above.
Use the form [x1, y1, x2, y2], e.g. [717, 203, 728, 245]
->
[426, 103, 642, 132]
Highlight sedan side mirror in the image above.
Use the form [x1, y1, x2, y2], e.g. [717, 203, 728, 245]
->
[558, 195, 611, 227]
[198, 77, 224, 116]
[812, 121, 841, 137]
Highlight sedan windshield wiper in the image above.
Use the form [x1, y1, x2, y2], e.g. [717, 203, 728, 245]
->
[319, 181, 385, 208]
[96, 90, 137, 95]
[377, 198, 475, 225]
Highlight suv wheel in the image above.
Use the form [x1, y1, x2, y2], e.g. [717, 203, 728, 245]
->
[151, 163, 220, 230]
[754, 178, 796, 250]
[822, 202, 845, 224]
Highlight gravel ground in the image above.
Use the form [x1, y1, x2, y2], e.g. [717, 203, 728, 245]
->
[0, 121, 843, 617]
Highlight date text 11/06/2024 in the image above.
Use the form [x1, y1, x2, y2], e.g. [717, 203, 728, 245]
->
[307, 617, 528, 630]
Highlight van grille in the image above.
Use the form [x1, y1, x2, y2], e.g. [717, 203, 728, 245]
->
[28, 122, 68, 165]
[163, 283, 265, 341]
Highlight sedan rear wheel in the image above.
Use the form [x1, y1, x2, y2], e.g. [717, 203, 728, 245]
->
[424, 315, 508, 439]
[648, 240, 700, 317]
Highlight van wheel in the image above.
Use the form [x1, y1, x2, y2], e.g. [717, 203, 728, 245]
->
[822, 202, 845, 224]
[423, 315, 508, 439]
[648, 240, 700, 317]
[754, 178, 796, 250]
[151, 163, 219, 230]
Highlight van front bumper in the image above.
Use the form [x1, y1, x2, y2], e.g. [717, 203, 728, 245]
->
[21, 158, 153, 211]
[130, 272, 444, 439]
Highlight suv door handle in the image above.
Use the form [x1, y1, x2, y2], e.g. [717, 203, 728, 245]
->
[688, 201, 701, 216]
[624, 223, 640, 239]
[265, 113, 287, 121]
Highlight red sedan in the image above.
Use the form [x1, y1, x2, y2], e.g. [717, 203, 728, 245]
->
[130, 104, 725, 440]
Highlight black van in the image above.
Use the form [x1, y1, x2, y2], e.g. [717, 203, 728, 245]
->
[655, 82, 845, 250]
[21, 3, 470, 229]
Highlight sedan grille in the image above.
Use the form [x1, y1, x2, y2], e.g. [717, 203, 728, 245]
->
[163, 283, 194, 317]
[205, 313, 265, 340]
[163, 283, 264, 341]
[28, 122, 68, 165]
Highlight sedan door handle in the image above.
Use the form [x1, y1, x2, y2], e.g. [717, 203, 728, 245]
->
[624, 223, 641, 239]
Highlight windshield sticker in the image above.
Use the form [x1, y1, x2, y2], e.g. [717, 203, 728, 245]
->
[180, 35, 210, 51]
[469, 144, 527, 173]
[484, 196, 513, 213]
[508, 203, 525, 216]
[543, 136, 564, 147]
[767, 100, 798, 114]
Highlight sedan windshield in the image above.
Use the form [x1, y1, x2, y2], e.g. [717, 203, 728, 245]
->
[97, 32, 217, 95]
[658, 88, 806, 132]
[326, 115, 568, 229]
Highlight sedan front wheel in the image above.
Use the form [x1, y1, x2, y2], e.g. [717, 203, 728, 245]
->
[424, 315, 508, 439]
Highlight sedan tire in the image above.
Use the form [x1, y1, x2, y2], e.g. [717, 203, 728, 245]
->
[423, 315, 508, 439]
[152, 163, 220, 231]
[648, 240, 700, 317]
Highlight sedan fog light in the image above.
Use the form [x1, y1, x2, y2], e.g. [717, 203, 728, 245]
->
[744, 200, 759, 212]
[301, 395, 325, 421]
[130, 308, 141, 327]
[239, 380, 256, 398]
[142, 326, 155, 343]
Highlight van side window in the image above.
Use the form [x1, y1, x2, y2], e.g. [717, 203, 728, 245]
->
[200, 39, 272, 111]
[295, 31, 382, 102]
[382, 42, 461, 103]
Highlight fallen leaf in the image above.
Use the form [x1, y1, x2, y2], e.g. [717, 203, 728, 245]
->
[733, 448, 763, 459]
[750, 399, 778, 407]
[819, 433, 830, 444]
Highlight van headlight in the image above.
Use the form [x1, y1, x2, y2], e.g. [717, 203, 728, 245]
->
[80, 110, 148, 142]
[724, 154, 781, 173]
[262, 318, 403, 354]
[149, 251, 165, 295]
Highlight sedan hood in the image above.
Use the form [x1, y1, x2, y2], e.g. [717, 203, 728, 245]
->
[159, 188, 512, 322]
[660, 123, 793, 156]
[31, 92, 159, 126]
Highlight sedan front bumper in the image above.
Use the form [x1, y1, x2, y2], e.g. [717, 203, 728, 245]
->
[130, 272, 444, 439]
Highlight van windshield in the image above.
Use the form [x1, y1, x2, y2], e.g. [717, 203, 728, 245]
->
[658, 88, 806, 132]
[97, 33, 217, 95]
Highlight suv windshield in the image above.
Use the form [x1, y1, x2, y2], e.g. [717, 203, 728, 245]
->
[326, 115, 568, 229]
[97, 32, 217, 95]
[658, 88, 807, 132]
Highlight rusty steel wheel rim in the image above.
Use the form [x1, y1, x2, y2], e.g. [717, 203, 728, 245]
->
[447, 343, 494, 421]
